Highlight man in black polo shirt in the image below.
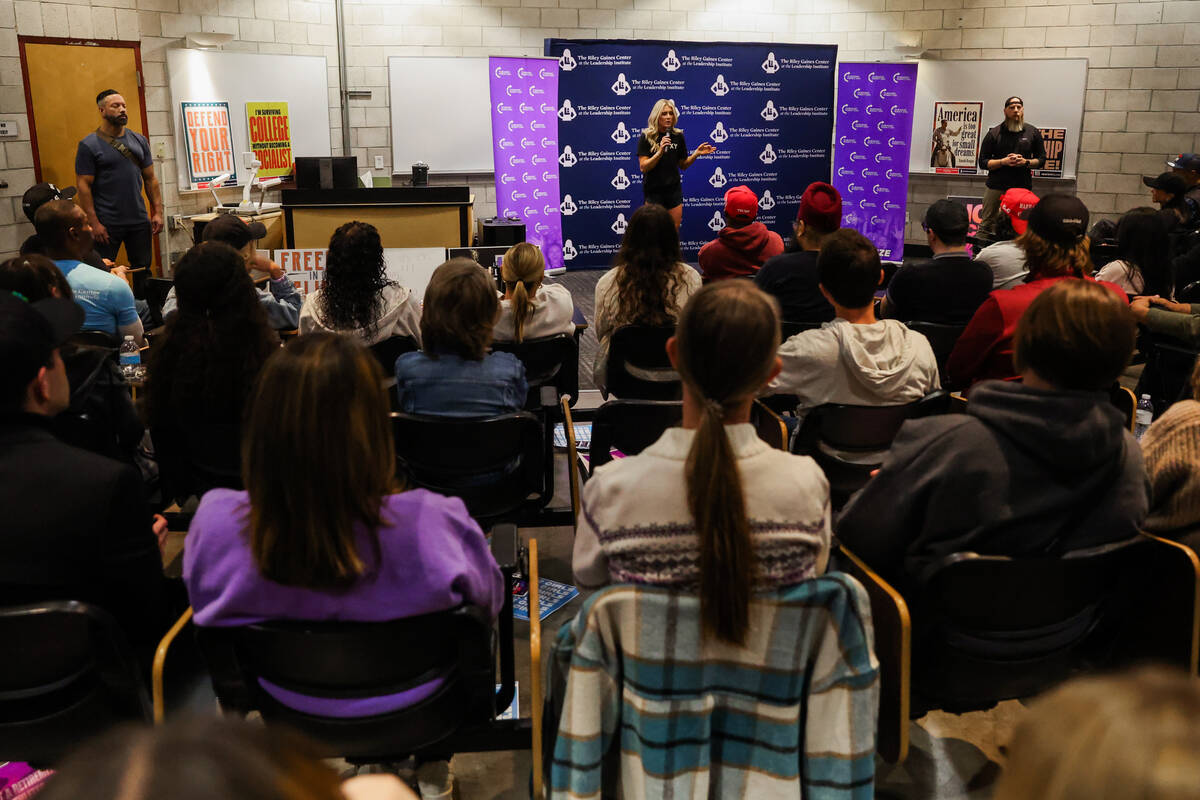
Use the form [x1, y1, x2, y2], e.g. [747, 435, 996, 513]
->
[882, 199, 992, 324]
[977, 97, 1046, 238]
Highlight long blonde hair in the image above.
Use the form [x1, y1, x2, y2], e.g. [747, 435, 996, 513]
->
[674, 281, 781, 645]
[642, 99, 681, 146]
[501, 242, 545, 343]
[993, 666, 1200, 800]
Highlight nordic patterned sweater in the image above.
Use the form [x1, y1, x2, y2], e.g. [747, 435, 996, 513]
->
[572, 424, 831, 591]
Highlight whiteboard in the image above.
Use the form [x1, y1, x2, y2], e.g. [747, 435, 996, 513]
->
[166, 49, 332, 189]
[909, 59, 1086, 179]
[388, 57, 493, 175]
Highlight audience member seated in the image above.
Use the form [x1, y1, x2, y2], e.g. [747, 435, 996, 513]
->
[697, 184, 783, 282]
[1141, 360, 1200, 550]
[755, 181, 841, 323]
[0, 255, 142, 463]
[35, 716, 418, 800]
[992, 666, 1200, 800]
[0, 291, 168, 646]
[573, 280, 831, 599]
[299, 220, 421, 345]
[1144, 171, 1193, 229]
[395, 259, 527, 416]
[837, 280, 1147, 589]
[35, 198, 142, 344]
[974, 188, 1036, 289]
[947, 194, 1127, 388]
[147, 242, 278, 476]
[492, 241, 575, 343]
[881, 199, 992, 324]
[768, 229, 940, 418]
[163, 215, 301, 330]
[19, 182, 110, 271]
[1095, 207, 1171, 296]
[185, 333, 501, 800]
[592, 204, 701, 387]
[1131, 294, 1200, 347]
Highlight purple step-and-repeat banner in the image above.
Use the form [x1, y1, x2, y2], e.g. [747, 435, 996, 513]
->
[489, 57, 564, 271]
[545, 39, 837, 269]
[831, 63, 917, 262]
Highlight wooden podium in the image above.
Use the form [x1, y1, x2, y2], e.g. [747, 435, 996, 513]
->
[281, 186, 474, 249]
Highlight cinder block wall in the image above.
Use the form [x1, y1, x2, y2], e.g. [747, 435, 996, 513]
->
[0, 0, 1196, 260]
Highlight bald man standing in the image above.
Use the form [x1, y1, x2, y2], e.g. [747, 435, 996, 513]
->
[976, 96, 1046, 238]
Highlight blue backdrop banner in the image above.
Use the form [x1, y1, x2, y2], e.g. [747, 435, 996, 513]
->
[544, 39, 837, 269]
[830, 63, 917, 262]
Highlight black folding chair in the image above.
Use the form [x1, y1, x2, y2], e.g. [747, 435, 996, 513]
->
[796, 391, 950, 508]
[153, 422, 243, 508]
[145, 277, 174, 328]
[369, 335, 420, 379]
[492, 334, 579, 408]
[0, 601, 152, 765]
[195, 525, 531, 761]
[905, 321, 967, 389]
[780, 319, 824, 340]
[588, 399, 683, 471]
[604, 324, 680, 400]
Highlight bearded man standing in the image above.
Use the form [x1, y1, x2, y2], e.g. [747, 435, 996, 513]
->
[976, 96, 1046, 238]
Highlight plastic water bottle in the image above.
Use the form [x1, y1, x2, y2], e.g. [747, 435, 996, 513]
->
[119, 335, 141, 381]
[1135, 394, 1154, 440]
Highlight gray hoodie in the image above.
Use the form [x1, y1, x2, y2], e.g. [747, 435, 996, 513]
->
[836, 380, 1150, 587]
[769, 317, 941, 415]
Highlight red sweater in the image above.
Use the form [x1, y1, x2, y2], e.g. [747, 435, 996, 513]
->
[946, 275, 1128, 388]
[697, 222, 784, 282]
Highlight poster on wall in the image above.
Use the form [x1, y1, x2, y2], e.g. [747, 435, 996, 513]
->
[181, 101, 238, 189]
[832, 62, 917, 262]
[947, 195, 984, 239]
[545, 39, 837, 269]
[488, 56, 563, 272]
[275, 249, 326, 295]
[246, 102, 293, 179]
[1032, 127, 1066, 178]
[930, 101, 983, 176]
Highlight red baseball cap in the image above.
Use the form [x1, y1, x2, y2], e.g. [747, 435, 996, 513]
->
[797, 182, 842, 232]
[723, 185, 758, 223]
[1000, 188, 1039, 235]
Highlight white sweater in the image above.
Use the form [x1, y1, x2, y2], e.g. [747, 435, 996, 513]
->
[493, 282, 576, 342]
[298, 283, 422, 347]
[573, 424, 831, 591]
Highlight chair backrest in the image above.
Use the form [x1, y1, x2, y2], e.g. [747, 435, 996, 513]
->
[1108, 384, 1136, 433]
[780, 319, 824, 339]
[904, 321, 966, 384]
[605, 324, 680, 400]
[549, 578, 878, 798]
[369, 335, 420, 379]
[196, 605, 498, 759]
[913, 536, 1183, 712]
[145, 277, 174, 327]
[153, 422, 243, 504]
[70, 330, 120, 350]
[0, 601, 151, 764]
[808, 391, 949, 453]
[491, 334, 579, 407]
[589, 399, 683, 469]
[390, 411, 548, 524]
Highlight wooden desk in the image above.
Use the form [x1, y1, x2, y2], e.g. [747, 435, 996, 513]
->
[191, 209, 286, 252]
[282, 187, 474, 249]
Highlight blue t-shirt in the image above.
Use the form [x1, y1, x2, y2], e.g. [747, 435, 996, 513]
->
[75, 130, 153, 226]
[54, 259, 138, 337]
[394, 351, 527, 417]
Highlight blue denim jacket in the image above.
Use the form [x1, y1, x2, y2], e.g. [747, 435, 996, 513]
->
[394, 351, 528, 417]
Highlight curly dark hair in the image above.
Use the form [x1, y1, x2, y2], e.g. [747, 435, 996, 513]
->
[147, 241, 278, 429]
[614, 204, 684, 326]
[317, 221, 394, 338]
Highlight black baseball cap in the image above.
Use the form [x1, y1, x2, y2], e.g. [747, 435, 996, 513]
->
[1143, 172, 1187, 195]
[202, 214, 268, 249]
[922, 199, 970, 238]
[0, 292, 83, 387]
[1167, 153, 1200, 172]
[1027, 194, 1090, 245]
[21, 183, 77, 223]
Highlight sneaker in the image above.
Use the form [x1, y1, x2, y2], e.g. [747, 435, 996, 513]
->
[416, 759, 454, 800]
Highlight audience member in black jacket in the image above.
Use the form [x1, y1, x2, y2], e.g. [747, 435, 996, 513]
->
[0, 291, 168, 646]
[755, 182, 842, 324]
[837, 280, 1148, 590]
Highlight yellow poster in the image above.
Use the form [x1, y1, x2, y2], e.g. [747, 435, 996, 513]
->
[245, 102, 292, 179]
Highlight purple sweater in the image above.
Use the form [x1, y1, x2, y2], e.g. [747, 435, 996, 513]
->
[183, 487, 505, 716]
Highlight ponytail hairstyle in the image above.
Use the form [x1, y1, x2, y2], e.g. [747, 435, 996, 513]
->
[501, 242, 545, 343]
[673, 281, 781, 644]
